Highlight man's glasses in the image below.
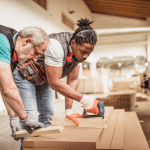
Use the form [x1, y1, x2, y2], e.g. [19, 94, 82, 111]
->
[32, 42, 42, 58]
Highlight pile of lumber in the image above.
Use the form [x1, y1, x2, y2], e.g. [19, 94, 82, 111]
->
[96, 91, 136, 111]
[113, 76, 140, 91]
[22, 106, 149, 150]
[136, 93, 148, 101]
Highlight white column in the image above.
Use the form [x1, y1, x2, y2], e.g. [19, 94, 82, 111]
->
[90, 62, 97, 77]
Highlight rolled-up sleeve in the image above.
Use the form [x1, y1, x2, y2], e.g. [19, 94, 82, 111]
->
[0, 33, 11, 64]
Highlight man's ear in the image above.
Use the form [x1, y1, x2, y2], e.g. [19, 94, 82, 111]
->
[22, 38, 32, 46]
[70, 39, 76, 48]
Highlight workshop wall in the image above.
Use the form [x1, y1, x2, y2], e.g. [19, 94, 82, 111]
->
[0, 0, 91, 33]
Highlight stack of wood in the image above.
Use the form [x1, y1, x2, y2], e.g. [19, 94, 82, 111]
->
[21, 106, 149, 150]
[112, 76, 140, 91]
[96, 91, 136, 111]
[136, 93, 148, 101]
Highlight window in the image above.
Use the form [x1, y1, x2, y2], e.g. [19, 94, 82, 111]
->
[62, 13, 74, 30]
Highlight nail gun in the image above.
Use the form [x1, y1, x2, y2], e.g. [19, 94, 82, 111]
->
[82, 101, 105, 119]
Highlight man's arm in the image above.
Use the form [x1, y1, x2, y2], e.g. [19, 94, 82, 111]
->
[45, 64, 100, 122]
[65, 65, 80, 110]
[1, 92, 16, 116]
[0, 61, 45, 135]
[45, 64, 83, 101]
[0, 61, 27, 119]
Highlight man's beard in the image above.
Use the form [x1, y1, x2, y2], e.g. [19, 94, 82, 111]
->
[17, 46, 32, 64]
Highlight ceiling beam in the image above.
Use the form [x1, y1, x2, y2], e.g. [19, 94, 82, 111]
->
[87, 3, 150, 15]
[91, 8, 149, 19]
[83, 0, 150, 19]
[84, 0, 150, 7]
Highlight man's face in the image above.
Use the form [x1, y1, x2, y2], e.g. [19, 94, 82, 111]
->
[71, 40, 95, 62]
[17, 38, 48, 63]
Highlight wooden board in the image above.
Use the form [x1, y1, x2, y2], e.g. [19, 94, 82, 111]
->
[124, 112, 137, 150]
[52, 107, 114, 129]
[23, 110, 149, 150]
[96, 109, 119, 150]
[110, 109, 124, 150]
[12, 125, 64, 138]
[23, 128, 103, 150]
[129, 112, 149, 150]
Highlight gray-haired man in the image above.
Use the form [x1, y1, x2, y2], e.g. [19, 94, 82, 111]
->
[0, 25, 49, 137]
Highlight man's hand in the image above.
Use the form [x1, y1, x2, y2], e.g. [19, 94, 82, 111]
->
[10, 117, 22, 141]
[80, 95, 100, 114]
[65, 109, 84, 126]
[21, 115, 45, 134]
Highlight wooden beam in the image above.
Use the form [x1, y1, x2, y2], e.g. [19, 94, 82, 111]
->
[84, 0, 150, 8]
[87, 3, 150, 15]
[11, 125, 64, 138]
[97, 110, 119, 150]
[129, 112, 149, 150]
[84, 0, 150, 19]
[23, 128, 103, 149]
[52, 107, 114, 128]
[124, 112, 137, 150]
[52, 117, 106, 128]
[110, 109, 125, 150]
[91, 8, 149, 19]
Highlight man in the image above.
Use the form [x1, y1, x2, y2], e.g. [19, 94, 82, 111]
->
[45, 18, 101, 126]
[0, 25, 49, 137]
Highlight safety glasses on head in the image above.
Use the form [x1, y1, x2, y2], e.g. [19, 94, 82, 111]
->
[74, 30, 98, 45]
[75, 30, 99, 39]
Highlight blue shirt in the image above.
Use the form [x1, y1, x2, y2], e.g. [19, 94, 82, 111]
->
[0, 33, 18, 64]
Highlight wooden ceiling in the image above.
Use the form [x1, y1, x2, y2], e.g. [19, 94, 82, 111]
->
[83, 0, 150, 20]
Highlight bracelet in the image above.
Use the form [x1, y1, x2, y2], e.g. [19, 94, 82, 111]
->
[9, 114, 17, 118]
[20, 114, 28, 121]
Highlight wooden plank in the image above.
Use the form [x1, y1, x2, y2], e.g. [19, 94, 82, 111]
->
[124, 112, 137, 150]
[52, 107, 114, 129]
[23, 128, 103, 150]
[129, 112, 149, 150]
[84, 0, 150, 9]
[103, 107, 114, 122]
[96, 110, 119, 150]
[52, 117, 106, 128]
[12, 125, 64, 138]
[110, 109, 124, 150]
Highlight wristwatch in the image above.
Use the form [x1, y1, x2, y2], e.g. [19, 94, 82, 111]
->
[9, 114, 17, 118]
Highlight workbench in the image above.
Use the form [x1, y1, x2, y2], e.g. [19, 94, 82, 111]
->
[23, 107, 149, 150]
